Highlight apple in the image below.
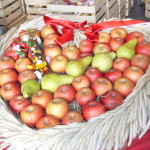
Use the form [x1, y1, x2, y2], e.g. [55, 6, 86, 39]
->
[15, 58, 32, 73]
[72, 75, 91, 91]
[50, 55, 69, 73]
[9, 95, 30, 114]
[54, 85, 76, 103]
[123, 66, 144, 83]
[93, 43, 111, 54]
[98, 32, 111, 43]
[85, 67, 103, 83]
[131, 54, 150, 71]
[100, 90, 123, 110]
[4, 47, 16, 59]
[62, 111, 84, 124]
[46, 98, 70, 120]
[78, 52, 93, 59]
[40, 25, 56, 39]
[36, 115, 60, 129]
[79, 39, 94, 53]
[110, 28, 128, 39]
[109, 37, 125, 52]
[44, 44, 62, 60]
[135, 41, 150, 56]
[43, 33, 60, 46]
[0, 56, 15, 71]
[0, 82, 21, 101]
[81, 101, 105, 120]
[18, 69, 37, 84]
[20, 104, 44, 127]
[92, 77, 112, 96]
[75, 87, 96, 106]
[0, 69, 18, 86]
[62, 46, 80, 60]
[114, 77, 135, 97]
[126, 32, 145, 43]
[103, 68, 122, 83]
[32, 90, 53, 109]
[113, 57, 131, 72]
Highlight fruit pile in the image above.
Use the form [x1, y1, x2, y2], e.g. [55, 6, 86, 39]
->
[0, 24, 150, 130]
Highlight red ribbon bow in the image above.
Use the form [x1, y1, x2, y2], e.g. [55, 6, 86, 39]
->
[44, 16, 146, 46]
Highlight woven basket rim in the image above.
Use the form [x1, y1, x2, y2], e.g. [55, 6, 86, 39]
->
[0, 16, 150, 150]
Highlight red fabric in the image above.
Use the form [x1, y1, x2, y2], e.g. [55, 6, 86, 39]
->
[1, 130, 150, 150]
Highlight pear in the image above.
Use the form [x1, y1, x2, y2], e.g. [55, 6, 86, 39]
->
[65, 56, 93, 77]
[41, 73, 74, 93]
[116, 39, 138, 60]
[21, 79, 41, 98]
[92, 52, 116, 73]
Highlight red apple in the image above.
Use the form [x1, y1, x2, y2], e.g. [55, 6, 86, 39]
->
[40, 25, 56, 39]
[123, 66, 144, 83]
[20, 104, 44, 127]
[98, 32, 111, 43]
[4, 47, 16, 59]
[0, 82, 21, 101]
[113, 57, 131, 72]
[85, 67, 103, 83]
[114, 77, 135, 97]
[15, 58, 32, 73]
[44, 44, 62, 60]
[131, 54, 150, 71]
[93, 42, 111, 54]
[50, 55, 69, 73]
[72, 75, 91, 91]
[92, 77, 112, 96]
[9, 95, 30, 114]
[103, 68, 122, 83]
[81, 101, 105, 120]
[75, 87, 96, 106]
[0, 69, 18, 86]
[79, 39, 94, 53]
[135, 41, 150, 56]
[100, 90, 123, 110]
[126, 32, 145, 43]
[36, 115, 60, 129]
[46, 98, 70, 120]
[110, 28, 128, 39]
[32, 90, 53, 109]
[62, 111, 84, 124]
[43, 33, 60, 46]
[0, 56, 15, 71]
[78, 52, 93, 59]
[62, 46, 80, 60]
[18, 69, 37, 84]
[109, 37, 125, 52]
[54, 85, 76, 103]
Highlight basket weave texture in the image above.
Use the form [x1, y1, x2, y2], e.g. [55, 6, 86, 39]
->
[0, 16, 150, 150]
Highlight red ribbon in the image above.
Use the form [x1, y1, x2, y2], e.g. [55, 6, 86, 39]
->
[44, 16, 146, 46]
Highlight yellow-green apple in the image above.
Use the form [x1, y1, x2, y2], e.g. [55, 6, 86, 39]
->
[123, 66, 144, 83]
[0, 82, 21, 101]
[93, 43, 111, 54]
[50, 55, 69, 73]
[46, 98, 70, 120]
[62, 111, 84, 124]
[20, 104, 44, 127]
[81, 101, 105, 120]
[114, 77, 135, 97]
[54, 85, 76, 103]
[75, 87, 96, 106]
[32, 90, 53, 109]
[98, 32, 111, 43]
[100, 90, 123, 110]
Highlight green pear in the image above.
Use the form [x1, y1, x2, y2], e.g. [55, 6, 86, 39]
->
[116, 39, 138, 60]
[41, 73, 74, 93]
[65, 56, 93, 77]
[92, 52, 116, 73]
[21, 79, 41, 98]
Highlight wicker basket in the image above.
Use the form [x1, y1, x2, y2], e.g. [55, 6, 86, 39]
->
[0, 16, 150, 150]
